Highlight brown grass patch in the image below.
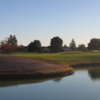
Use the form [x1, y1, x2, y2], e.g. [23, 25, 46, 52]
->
[0, 55, 73, 79]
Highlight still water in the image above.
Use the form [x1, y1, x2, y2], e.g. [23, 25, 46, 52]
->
[0, 67, 100, 100]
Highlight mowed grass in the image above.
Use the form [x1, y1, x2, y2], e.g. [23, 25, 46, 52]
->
[10, 51, 100, 67]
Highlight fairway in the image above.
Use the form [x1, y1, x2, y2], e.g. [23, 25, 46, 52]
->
[10, 51, 100, 68]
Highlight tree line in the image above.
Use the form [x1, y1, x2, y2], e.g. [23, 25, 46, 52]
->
[0, 35, 100, 52]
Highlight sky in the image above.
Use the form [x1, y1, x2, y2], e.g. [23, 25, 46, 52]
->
[0, 0, 100, 47]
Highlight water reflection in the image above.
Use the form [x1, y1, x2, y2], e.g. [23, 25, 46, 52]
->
[53, 78, 62, 82]
[1, 67, 100, 87]
[75, 67, 100, 81]
[1, 67, 100, 100]
[0, 76, 64, 87]
[88, 67, 100, 81]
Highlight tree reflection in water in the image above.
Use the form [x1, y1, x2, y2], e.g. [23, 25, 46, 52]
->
[88, 67, 100, 81]
[53, 78, 62, 82]
[0, 76, 65, 87]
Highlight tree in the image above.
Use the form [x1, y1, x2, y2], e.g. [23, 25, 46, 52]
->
[69, 39, 76, 50]
[7, 35, 17, 47]
[88, 38, 100, 50]
[78, 44, 86, 51]
[0, 35, 17, 52]
[1, 41, 12, 52]
[50, 36, 63, 52]
[28, 42, 34, 52]
[32, 40, 41, 52]
[28, 40, 41, 52]
[16, 45, 25, 52]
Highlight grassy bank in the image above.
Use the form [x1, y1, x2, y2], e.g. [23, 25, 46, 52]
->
[0, 55, 73, 79]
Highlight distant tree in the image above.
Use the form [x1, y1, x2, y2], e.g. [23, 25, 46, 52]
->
[28, 40, 41, 52]
[16, 45, 25, 52]
[88, 38, 100, 50]
[28, 42, 34, 52]
[69, 39, 76, 50]
[0, 35, 17, 52]
[7, 35, 17, 47]
[78, 44, 86, 51]
[50, 36, 63, 52]
[1, 41, 12, 52]
[32, 40, 41, 52]
[0, 40, 5, 48]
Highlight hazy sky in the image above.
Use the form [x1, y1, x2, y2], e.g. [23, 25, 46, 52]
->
[0, 0, 100, 46]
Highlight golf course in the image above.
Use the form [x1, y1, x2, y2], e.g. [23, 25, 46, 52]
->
[0, 51, 100, 79]
[11, 51, 100, 67]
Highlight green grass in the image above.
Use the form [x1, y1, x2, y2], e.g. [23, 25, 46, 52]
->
[10, 51, 100, 67]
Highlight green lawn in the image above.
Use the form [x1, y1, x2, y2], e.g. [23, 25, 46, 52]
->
[10, 51, 100, 67]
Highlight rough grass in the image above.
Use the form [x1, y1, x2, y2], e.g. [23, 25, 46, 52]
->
[0, 55, 73, 79]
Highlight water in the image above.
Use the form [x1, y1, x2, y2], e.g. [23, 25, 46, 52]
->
[0, 67, 100, 100]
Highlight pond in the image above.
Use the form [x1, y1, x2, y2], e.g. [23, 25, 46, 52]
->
[0, 67, 100, 100]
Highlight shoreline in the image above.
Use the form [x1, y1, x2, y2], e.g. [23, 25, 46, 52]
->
[0, 71, 74, 80]
[71, 63, 100, 68]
